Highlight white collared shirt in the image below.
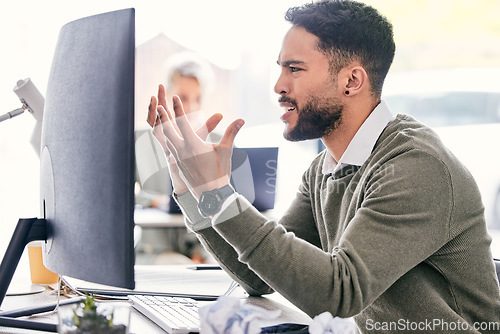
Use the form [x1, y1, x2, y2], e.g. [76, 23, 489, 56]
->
[322, 100, 394, 175]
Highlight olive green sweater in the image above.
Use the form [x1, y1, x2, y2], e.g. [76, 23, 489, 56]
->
[176, 114, 500, 333]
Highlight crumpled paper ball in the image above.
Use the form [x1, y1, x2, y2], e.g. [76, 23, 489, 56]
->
[199, 296, 281, 334]
[309, 312, 357, 334]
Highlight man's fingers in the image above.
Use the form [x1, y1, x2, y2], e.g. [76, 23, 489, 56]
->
[196, 113, 223, 141]
[158, 84, 168, 110]
[219, 119, 245, 148]
[157, 103, 172, 122]
[157, 105, 182, 147]
[164, 137, 179, 162]
[172, 96, 196, 143]
[157, 104, 186, 143]
[147, 84, 171, 128]
[147, 96, 158, 127]
[152, 123, 168, 152]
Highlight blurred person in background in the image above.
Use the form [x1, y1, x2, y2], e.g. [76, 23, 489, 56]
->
[160, 51, 216, 131]
[137, 51, 217, 264]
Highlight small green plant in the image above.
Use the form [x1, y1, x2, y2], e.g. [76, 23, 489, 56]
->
[66, 295, 127, 334]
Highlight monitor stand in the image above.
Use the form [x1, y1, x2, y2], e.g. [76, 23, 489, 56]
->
[0, 218, 58, 332]
[6, 282, 44, 297]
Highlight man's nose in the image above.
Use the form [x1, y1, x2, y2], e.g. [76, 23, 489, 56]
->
[274, 72, 289, 95]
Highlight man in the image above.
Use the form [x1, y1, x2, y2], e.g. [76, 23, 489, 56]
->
[148, 0, 500, 332]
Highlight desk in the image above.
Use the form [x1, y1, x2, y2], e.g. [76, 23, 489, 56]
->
[134, 208, 281, 228]
[134, 208, 281, 265]
[134, 209, 193, 264]
[0, 288, 164, 334]
[0, 265, 312, 333]
[134, 208, 185, 228]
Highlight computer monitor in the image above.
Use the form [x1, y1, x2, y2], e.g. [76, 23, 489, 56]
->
[40, 7, 136, 289]
[0, 7, 135, 331]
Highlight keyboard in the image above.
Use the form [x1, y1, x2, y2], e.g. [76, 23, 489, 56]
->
[129, 295, 200, 333]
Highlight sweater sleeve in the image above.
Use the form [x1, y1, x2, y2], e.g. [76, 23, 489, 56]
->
[174, 176, 320, 297]
[174, 190, 274, 295]
[211, 150, 453, 318]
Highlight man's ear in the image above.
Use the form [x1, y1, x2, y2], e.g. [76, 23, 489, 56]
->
[341, 65, 369, 97]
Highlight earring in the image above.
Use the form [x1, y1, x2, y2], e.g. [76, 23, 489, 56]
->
[345, 90, 350, 95]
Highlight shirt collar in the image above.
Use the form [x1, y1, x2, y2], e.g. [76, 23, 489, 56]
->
[322, 100, 394, 175]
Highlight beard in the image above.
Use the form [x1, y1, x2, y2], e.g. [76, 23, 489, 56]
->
[281, 94, 344, 142]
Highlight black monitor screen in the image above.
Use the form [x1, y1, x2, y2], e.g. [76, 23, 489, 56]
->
[40, 8, 136, 289]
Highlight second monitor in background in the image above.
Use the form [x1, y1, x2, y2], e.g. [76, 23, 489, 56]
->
[170, 146, 279, 213]
[230, 146, 278, 212]
[135, 128, 278, 213]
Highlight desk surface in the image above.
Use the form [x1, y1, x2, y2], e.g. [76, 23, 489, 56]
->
[0, 265, 312, 333]
[134, 208, 281, 228]
[135, 208, 185, 228]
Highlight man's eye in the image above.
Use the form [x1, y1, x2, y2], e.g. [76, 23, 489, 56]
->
[290, 66, 300, 72]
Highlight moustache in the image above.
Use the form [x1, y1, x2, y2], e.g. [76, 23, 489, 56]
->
[278, 96, 298, 108]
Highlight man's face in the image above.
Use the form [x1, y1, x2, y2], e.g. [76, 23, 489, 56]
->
[275, 26, 343, 141]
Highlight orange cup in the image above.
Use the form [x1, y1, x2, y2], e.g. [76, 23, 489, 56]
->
[27, 245, 59, 284]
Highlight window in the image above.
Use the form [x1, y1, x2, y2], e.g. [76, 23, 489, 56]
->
[385, 92, 500, 127]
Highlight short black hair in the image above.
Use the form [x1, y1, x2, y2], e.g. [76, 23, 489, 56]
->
[285, 0, 395, 96]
